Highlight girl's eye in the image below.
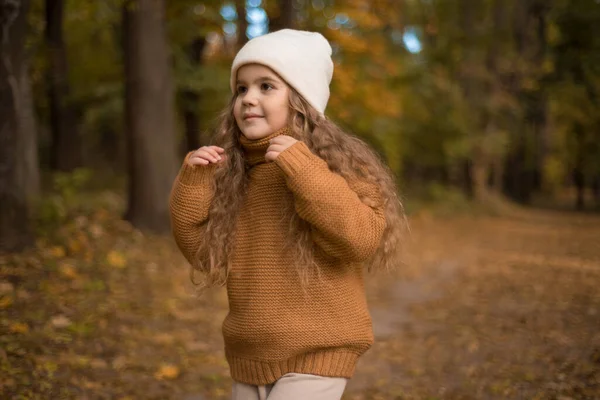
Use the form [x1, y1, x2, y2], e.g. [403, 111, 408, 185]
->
[236, 86, 247, 94]
[261, 83, 273, 91]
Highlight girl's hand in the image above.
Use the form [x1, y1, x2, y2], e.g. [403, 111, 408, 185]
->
[188, 146, 226, 166]
[265, 136, 298, 162]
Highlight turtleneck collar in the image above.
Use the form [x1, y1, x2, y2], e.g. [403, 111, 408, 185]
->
[239, 126, 292, 167]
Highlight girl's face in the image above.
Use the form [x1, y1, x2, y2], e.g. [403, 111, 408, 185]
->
[234, 64, 291, 140]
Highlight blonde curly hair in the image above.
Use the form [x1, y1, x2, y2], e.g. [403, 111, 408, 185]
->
[191, 88, 407, 288]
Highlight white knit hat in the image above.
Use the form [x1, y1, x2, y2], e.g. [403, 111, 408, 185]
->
[230, 29, 334, 115]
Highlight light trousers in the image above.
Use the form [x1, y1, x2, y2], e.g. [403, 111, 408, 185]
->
[231, 373, 348, 400]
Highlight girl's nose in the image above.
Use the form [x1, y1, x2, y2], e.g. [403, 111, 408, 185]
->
[242, 88, 258, 106]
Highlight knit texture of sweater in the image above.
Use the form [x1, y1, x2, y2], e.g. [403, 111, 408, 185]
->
[169, 126, 386, 385]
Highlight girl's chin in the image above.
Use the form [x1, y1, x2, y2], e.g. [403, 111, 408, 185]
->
[241, 128, 272, 140]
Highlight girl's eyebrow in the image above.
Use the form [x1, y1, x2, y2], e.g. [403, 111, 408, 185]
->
[236, 76, 280, 85]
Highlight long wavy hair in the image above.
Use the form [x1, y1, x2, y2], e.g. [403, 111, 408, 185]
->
[191, 88, 407, 288]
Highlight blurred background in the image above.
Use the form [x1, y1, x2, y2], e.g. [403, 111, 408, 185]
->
[1, 0, 599, 399]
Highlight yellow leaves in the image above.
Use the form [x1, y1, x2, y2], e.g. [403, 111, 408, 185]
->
[329, 30, 368, 54]
[383, 60, 400, 77]
[154, 364, 180, 380]
[9, 322, 29, 334]
[107, 251, 126, 269]
[343, 8, 384, 29]
[368, 40, 387, 59]
[364, 84, 402, 118]
[332, 65, 357, 99]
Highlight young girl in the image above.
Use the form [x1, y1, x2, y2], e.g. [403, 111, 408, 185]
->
[169, 29, 405, 400]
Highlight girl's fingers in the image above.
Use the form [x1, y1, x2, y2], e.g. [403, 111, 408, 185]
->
[267, 144, 286, 153]
[196, 149, 220, 162]
[206, 148, 223, 161]
[189, 156, 209, 165]
[264, 151, 279, 161]
[187, 145, 227, 166]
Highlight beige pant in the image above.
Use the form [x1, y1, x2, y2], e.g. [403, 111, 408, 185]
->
[231, 373, 348, 400]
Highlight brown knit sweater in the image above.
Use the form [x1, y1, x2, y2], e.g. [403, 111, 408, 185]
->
[169, 126, 386, 385]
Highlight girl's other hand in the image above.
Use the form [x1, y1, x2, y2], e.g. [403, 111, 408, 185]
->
[265, 136, 298, 162]
[188, 146, 226, 166]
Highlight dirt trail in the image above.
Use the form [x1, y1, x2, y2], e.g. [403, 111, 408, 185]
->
[346, 210, 600, 399]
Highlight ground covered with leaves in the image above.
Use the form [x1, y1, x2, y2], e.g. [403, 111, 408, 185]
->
[1, 192, 599, 399]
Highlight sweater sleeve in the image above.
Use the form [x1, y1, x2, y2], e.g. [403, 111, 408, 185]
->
[169, 152, 217, 266]
[275, 141, 386, 263]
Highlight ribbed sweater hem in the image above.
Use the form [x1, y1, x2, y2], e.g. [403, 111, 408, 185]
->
[226, 350, 361, 385]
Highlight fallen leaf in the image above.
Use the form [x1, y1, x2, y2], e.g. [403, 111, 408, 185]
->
[153, 333, 176, 345]
[75, 216, 88, 228]
[89, 224, 104, 238]
[82, 379, 101, 389]
[50, 315, 72, 328]
[0, 296, 13, 309]
[67, 238, 82, 254]
[107, 251, 126, 268]
[154, 364, 180, 380]
[50, 246, 66, 258]
[468, 341, 479, 353]
[59, 263, 79, 279]
[9, 322, 29, 334]
[112, 356, 129, 370]
[185, 340, 210, 352]
[90, 358, 108, 369]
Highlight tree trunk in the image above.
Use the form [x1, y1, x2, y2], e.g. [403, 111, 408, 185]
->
[531, 0, 549, 192]
[573, 125, 585, 211]
[485, 0, 508, 195]
[182, 36, 205, 153]
[592, 173, 600, 208]
[236, 0, 247, 48]
[471, 148, 491, 200]
[459, 0, 489, 201]
[490, 154, 505, 193]
[16, 53, 40, 200]
[573, 167, 585, 211]
[504, 0, 535, 203]
[46, 0, 81, 171]
[123, 0, 177, 233]
[270, 0, 294, 31]
[463, 160, 474, 199]
[0, 0, 34, 252]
